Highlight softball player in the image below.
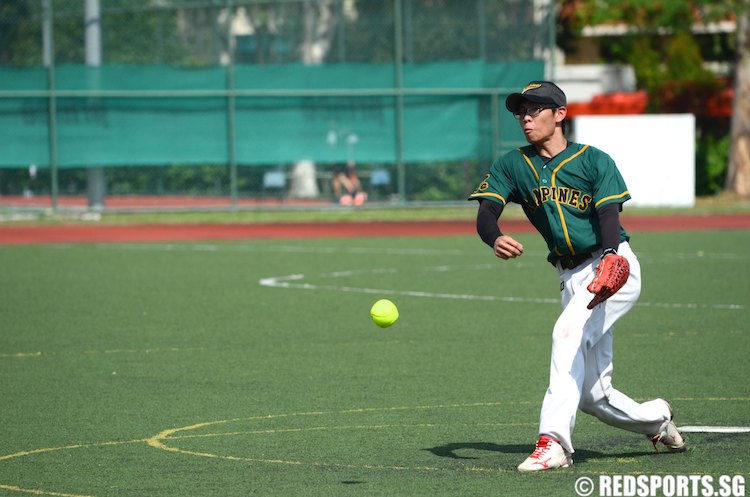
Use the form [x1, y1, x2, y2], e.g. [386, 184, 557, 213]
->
[469, 81, 686, 472]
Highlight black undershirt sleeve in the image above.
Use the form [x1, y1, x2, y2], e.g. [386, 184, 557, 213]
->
[476, 199, 505, 248]
[597, 202, 622, 253]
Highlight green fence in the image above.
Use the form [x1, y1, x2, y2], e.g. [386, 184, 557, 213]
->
[0, 0, 554, 209]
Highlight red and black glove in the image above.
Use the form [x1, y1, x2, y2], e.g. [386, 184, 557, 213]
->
[586, 253, 630, 309]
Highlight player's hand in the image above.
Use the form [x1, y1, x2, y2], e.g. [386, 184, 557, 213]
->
[494, 235, 524, 260]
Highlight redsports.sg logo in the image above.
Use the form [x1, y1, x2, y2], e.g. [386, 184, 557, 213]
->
[574, 475, 746, 497]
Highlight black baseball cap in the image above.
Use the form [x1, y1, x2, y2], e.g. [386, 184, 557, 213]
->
[505, 81, 567, 113]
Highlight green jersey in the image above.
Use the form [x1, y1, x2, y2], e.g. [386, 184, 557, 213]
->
[468, 142, 630, 264]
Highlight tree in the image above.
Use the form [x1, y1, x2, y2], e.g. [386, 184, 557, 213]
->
[559, 0, 735, 108]
[726, 1, 750, 197]
[0, 0, 32, 65]
[559, 0, 742, 196]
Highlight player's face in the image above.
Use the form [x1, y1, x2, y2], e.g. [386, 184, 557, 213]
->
[516, 101, 565, 145]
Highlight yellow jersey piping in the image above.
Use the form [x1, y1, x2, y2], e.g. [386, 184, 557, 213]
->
[468, 192, 507, 205]
[595, 191, 630, 208]
[551, 145, 589, 255]
[518, 149, 540, 181]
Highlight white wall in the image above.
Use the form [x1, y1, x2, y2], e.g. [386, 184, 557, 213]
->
[554, 64, 637, 103]
[573, 114, 695, 207]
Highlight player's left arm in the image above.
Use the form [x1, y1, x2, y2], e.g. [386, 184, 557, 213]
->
[589, 149, 630, 256]
[597, 203, 622, 256]
[586, 150, 632, 308]
[586, 203, 630, 309]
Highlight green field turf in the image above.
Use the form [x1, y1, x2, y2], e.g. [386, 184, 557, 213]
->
[1, 230, 749, 497]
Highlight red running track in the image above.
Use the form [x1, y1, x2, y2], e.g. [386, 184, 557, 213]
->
[1, 215, 749, 245]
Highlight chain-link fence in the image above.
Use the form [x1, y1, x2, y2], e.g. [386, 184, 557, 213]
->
[0, 0, 554, 210]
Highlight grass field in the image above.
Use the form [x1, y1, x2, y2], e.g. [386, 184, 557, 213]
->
[1, 228, 749, 497]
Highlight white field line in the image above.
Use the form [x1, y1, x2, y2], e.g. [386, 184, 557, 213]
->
[259, 272, 746, 310]
[259, 273, 559, 305]
[679, 426, 750, 433]
[78, 243, 747, 309]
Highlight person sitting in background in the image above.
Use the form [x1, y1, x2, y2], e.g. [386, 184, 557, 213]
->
[331, 161, 367, 205]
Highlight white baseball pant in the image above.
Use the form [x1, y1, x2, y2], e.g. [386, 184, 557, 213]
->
[538, 241, 671, 454]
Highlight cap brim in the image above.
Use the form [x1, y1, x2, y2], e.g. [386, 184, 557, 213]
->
[505, 93, 523, 113]
[505, 93, 557, 113]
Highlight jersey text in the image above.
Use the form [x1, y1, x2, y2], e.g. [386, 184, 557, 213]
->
[528, 186, 592, 212]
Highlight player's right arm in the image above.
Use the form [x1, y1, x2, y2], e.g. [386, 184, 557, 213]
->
[470, 155, 524, 259]
[477, 199, 524, 260]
